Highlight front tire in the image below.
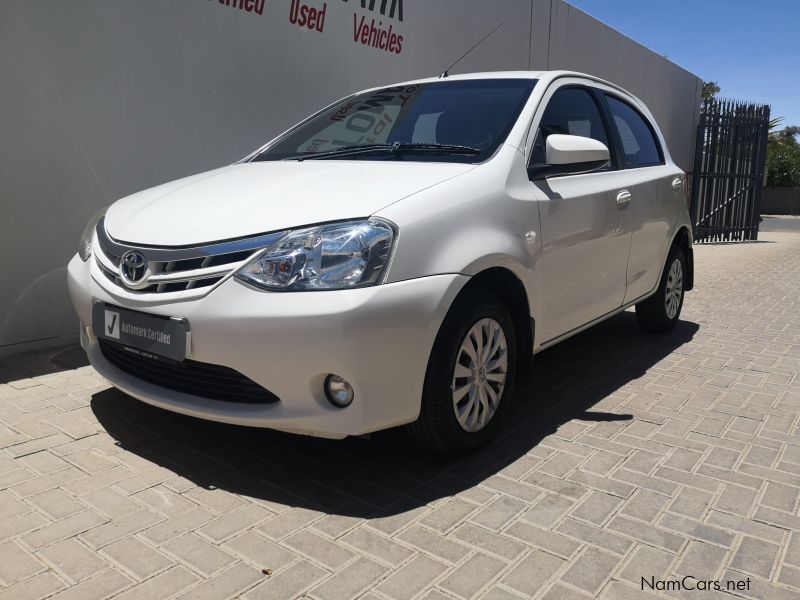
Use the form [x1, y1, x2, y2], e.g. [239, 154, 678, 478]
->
[635, 245, 686, 333]
[407, 289, 516, 456]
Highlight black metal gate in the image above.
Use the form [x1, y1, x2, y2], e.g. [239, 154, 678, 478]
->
[689, 99, 771, 242]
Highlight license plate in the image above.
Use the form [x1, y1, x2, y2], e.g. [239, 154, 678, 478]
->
[92, 302, 187, 362]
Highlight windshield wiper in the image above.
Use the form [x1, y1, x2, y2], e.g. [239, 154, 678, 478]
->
[281, 142, 481, 161]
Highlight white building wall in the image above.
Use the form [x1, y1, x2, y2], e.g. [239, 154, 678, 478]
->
[0, 0, 701, 355]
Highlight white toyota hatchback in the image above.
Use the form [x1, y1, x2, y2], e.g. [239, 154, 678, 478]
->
[68, 71, 694, 455]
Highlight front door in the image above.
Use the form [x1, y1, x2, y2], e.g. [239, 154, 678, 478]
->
[529, 85, 633, 343]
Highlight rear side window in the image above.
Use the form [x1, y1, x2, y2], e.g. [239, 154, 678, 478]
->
[531, 87, 611, 167]
[606, 95, 663, 168]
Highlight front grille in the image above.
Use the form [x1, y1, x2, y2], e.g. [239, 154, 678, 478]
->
[94, 218, 286, 296]
[99, 340, 281, 405]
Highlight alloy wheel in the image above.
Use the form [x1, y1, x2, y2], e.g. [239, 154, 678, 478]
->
[451, 318, 508, 433]
[664, 258, 683, 319]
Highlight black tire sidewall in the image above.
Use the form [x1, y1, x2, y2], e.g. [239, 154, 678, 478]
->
[662, 247, 687, 324]
[421, 289, 517, 455]
[636, 244, 687, 333]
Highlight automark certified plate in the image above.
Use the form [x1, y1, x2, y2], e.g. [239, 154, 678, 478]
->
[92, 302, 187, 362]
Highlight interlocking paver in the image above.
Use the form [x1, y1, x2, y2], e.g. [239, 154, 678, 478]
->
[439, 552, 506, 598]
[619, 489, 669, 523]
[198, 503, 273, 542]
[45, 569, 132, 600]
[257, 507, 321, 540]
[101, 536, 175, 581]
[282, 529, 354, 570]
[23, 510, 107, 551]
[714, 483, 758, 516]
[0, 489, 30, 518]
[470, 495, 527, 531]
[37, 538, 108, 583]
[112, 566, 200, 600]
[667, 486, 714, 519]
[0, 571, 66, 599]
[454, 522, 527, 560]
[778, 564, 800, 589]
[396, 525, 470, 563]
[340, 526, 414, 567]
[27, 488, 86, 520]
[133, 485, 198, 518]
[174, 562, 261, 600]
[420, 497, 479, 533]
[729, 536, 781, 579]
[141, 507, 217, 545]
[760, 480, 800, 512]
[617, 544, 674, 584]
[78, 509, 160, 549]
[3, 230, 800, 599]
[561, 547, 620, 595]
[673, 539, 728, 578]
[556, 518, 632, 556]
[310, 557, 387, 600]
[243, 560, 327, 600]
[521, 492, 575, 527]
[163, 533, 237, 576]
[223, 531, 297, 572]
[501, 549, 564, 597]
[706, 509, 785, 543]
[571, 491, 623, 526]
[376, 555, 448, 600]
[0, 540, 46, 585]
[606, 515, 685, 552]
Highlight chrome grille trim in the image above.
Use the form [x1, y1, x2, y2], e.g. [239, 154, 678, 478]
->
[96, 218, 288, 261]
[94, 218, 287, 295]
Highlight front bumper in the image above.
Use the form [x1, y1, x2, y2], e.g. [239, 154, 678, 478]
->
[68, 255, 468, 438]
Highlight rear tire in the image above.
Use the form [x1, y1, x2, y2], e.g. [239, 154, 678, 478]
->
[407, 289, 516, 457]
[636, 245, 686, 333]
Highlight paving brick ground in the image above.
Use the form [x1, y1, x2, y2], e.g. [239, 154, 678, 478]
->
[2, 230, 800, 600]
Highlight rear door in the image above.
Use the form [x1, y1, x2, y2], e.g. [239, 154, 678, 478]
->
[601, 93, 685, 303]
[529, 82, 634, 343]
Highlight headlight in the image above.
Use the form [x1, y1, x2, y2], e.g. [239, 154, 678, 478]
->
[235, 220, 395, 291]
[78, 207, 108, 261]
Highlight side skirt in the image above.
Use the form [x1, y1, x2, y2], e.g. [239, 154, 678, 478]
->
[535, 291, 655, 354]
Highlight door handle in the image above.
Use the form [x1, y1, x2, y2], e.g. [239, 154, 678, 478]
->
[672, 177, 683, 189]
[616, 190, 632, 206]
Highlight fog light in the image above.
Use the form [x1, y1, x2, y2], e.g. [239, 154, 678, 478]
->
[324, 374, 354, 408]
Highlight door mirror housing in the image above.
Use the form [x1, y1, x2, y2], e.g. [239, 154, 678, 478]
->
[529, 134, 611, 180]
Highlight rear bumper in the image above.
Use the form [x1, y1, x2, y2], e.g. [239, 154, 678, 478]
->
[68, 254, 468, 438]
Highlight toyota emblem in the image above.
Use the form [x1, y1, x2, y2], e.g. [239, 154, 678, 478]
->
[119, 250, 148, 286]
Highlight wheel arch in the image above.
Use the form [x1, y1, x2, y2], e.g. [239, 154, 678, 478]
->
[457, 267, 534, 387]
[671, 226, 694, 291]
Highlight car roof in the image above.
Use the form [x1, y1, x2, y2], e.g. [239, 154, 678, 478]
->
[361, 70, 634, 101]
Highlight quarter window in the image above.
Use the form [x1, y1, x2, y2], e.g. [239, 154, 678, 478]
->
[531, 87, 611, 168]
[606, 95, 663, 168]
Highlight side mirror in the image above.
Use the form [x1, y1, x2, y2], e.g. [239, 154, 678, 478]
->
[529, 134, 610, 180]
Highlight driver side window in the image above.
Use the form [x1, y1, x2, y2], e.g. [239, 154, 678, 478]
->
[531, 87, 612, 169]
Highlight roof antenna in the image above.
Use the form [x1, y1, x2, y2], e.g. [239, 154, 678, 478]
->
[439, 23, 504, 79]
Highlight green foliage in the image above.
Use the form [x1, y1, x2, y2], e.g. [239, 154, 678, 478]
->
[779, 126, 800, 141]
[767, 139, 800, 187]
[769, 116, 784, 132]
[702, 81, 720, 101]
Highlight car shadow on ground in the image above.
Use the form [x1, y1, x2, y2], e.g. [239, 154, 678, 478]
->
[0, 345, 89, 384]
[90, 311, 699, 518]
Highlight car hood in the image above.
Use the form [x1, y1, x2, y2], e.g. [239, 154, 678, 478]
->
[104, 161, 475, 246]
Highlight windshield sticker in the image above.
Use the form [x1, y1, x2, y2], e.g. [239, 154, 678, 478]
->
[300, 86, 419, 152]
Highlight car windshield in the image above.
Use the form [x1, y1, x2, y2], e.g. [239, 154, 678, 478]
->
[252, 78, 537, 164]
